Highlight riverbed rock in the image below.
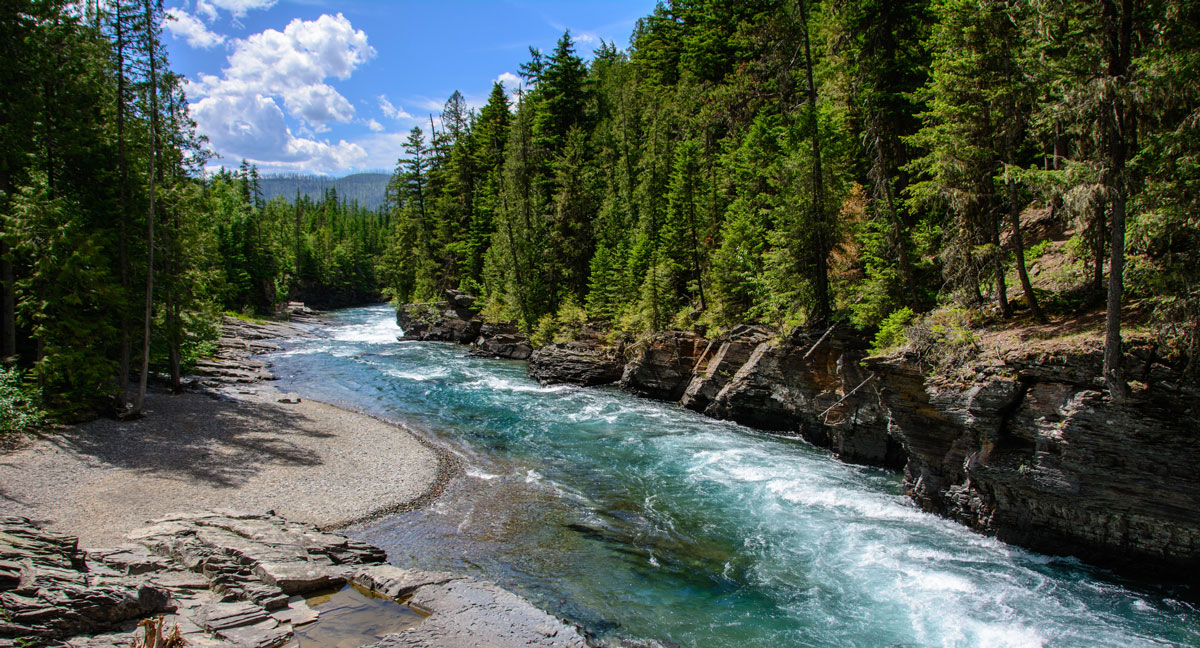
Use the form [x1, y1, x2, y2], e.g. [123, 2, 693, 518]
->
[867, 348, 1200, 577]
[528, 330, 624, 387]
[619, 332, 708, 401]
[355, 566, 588, 648]
[3, 512, 593, 648]
[0, 517, 172, 644]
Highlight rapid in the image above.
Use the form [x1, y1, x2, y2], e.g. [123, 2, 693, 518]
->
[267, 305, 1197, 648]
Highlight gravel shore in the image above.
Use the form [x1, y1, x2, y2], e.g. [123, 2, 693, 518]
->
[0, 386, 450, 547]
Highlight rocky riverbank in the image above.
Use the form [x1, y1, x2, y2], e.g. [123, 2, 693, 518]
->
[0, 511, 589, 648]
[395, 291, 1200, 579]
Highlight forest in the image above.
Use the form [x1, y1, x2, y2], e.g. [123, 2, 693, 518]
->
[0, 0, 387, 422]
[2, 0, 1199, 424]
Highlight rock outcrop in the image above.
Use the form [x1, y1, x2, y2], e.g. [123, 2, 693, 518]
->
[2, 512, 589, 648]
[867, 349, 1200, 577]
[395, 290, 483, 344]
[679, 325, 772, 413]
[619, 332, 707, 401]
[472, 322, 534, 360]
[705, 327, 901, 468]
[528, 329, 624, 387]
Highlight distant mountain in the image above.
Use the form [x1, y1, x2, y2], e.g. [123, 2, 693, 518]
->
[259, 172, 391, 211]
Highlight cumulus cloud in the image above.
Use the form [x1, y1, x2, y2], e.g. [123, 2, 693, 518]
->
[365, 118, 384, 132]
[378, 95, 413, 120]
[164, 8, 226, 49]
[494, 71, 521, 89]
[189, 13, 374, 173]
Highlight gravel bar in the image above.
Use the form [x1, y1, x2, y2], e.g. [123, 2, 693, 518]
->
[0, 386, 448, 547]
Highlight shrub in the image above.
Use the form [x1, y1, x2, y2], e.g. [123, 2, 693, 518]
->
[1, 367, 45, 434]
[871, 307, 916, 354]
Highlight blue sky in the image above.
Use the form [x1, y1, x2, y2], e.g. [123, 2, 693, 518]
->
[161, 0, 658, 176]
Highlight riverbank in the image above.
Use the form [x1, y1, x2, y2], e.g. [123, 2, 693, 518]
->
[0, 310, 453, 548]
[0, 387, 447, 547]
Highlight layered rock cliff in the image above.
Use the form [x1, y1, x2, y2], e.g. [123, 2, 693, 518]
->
[867, 347, 1200, 576]
[392, 296, 1200, 578]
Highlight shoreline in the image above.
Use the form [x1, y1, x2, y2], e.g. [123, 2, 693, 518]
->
[0, 311, 458, 548]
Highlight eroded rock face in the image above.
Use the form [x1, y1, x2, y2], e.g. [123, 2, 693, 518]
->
[620, 332, 708, 401]
[528, 330, 624, 387]
[705, 328, 901, 468]
[868, 352, 1200, 577]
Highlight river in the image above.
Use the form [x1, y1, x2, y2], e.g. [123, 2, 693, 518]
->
[267, 304, 1197, 648]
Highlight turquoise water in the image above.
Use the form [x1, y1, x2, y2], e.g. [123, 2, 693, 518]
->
[269, 305, 1197, 648]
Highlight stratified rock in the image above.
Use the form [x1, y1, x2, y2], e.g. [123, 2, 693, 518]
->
[0, 518, 171, 644]
[472, 322, 533, 360]
[679, 325, 772, 412]
[619, 332, 707, 401]
[528, 330, 623, 387]
[705, 327, 902, 468]
[867, 348, 1200, 577]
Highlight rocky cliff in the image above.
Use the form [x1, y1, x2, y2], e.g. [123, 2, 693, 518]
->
[392, 296, 1200, 577]
[867, 347, 1200, 576]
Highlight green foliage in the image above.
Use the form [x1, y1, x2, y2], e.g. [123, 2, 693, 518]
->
[906, 307, 980, 375]
[0, 367, 45, 433]
[871, 307, 915, 355]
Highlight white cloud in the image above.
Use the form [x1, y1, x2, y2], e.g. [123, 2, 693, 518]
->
[164, 8, 226, 49]
[494, 72, 520, 88]
[189, 13, 375, 173]
[575, 32, 601, 44]
[191, 92, 366, 173]
[195, 0, 276, 19]
[365, 118, 384, 132]
[378, 95, 413, 120]
[192, 13, 374, 129]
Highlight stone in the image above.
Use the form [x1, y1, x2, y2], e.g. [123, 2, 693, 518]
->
[0, 518, 172, 643]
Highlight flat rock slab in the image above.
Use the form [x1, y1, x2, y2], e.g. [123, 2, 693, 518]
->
[1, 512, 590, 648]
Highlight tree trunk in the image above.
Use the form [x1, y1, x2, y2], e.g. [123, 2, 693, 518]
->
[797, 0, 831, 323]
[115, 2, 131, 407]
[1008, 181, 1045, 322]
[133, 0, 160, 416]
[991, 210, 1013, 318]
[1, 247, 13, 363]
[1101, 0, 1133, 400]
